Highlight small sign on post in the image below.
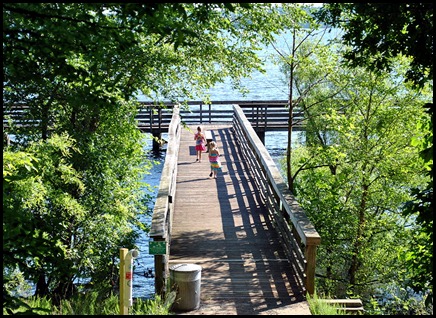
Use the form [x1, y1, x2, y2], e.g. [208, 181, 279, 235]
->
[149, 241, 166, 255]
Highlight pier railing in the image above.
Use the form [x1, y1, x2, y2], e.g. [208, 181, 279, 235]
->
[148, 105, 181, 294]
[149, 103, 320, 296]
[136, 100, 305, 133]
[232, 104, 320, 295]
[3, 100, 306, 134]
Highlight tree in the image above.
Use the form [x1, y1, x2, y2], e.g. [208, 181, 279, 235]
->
[315, 3, 433, 88]
[290, 48, 431, 312]
[270, 27, 348, 192]
[261, 3, 327, 193]
[315, 3, 433, 302]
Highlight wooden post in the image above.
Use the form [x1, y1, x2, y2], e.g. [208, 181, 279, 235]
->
[199, 103, 203, 124]
[152, 132, 162, 152]
[304, 244, 317, 296]
[155, 254, 165, 296]
[119, 248, 129, 315]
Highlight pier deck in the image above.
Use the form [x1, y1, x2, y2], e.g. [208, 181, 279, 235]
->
[168, 124, 311, 315]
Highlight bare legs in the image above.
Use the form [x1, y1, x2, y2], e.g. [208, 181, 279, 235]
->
[209, 169, 217, 178]
[196, 150, 202, 162]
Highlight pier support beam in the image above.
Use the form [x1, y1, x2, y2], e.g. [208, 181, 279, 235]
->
[255, 130, 265, 144]
[152, 132, 162, 152]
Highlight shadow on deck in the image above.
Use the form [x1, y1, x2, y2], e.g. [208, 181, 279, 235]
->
[168, 125, 311, 315]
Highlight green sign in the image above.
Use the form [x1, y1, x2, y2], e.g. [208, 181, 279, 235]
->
[149, 241, 166, 255]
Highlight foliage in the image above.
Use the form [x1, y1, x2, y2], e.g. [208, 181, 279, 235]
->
[270, 22, 344, 192]
[2, 291, 176, 315]
[267, 6, 319, 192]
[306, 292, 347, 315]
[400, 103, 433, 303]
[131, 291, 177, 315]
[3, 132, 147, 301]
[314, 3, 433, 89]
[314, 5, 433, 300]
[3, 3, 291, 107]
[285, 38, 432, 312]
[365, 284, 433, 315]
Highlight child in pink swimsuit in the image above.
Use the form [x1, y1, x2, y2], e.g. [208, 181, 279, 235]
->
[194, 126, 206, 162]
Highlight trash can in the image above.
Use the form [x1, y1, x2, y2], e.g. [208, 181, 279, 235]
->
[169, 263, 202, 311]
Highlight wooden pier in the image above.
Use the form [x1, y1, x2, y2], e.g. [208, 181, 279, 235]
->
[166, 124, 311, 315]
[149, 104, 320, 315]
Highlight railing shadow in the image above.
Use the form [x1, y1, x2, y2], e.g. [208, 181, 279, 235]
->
[152, 111, 319, 313]
[214, 127, 306, 314]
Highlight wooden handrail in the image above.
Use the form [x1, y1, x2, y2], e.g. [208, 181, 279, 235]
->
[149, 105, 181, 295]
[232, 104, 321, 295]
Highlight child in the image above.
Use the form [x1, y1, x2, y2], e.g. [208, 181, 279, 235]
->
[194, 126, 206, 162]
[208, 141, 221, 178]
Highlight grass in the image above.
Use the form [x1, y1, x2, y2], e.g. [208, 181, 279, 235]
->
[307, 292, 348, 315]
[3, 291, 178, 315]
[5, 288, 354, 315]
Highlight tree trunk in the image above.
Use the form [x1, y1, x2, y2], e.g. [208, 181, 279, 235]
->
[286, 28, 297, 193]
[34, 272, 49, 297]
[348, 183, 368, 288]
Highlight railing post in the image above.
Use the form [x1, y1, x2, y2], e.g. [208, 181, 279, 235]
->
[256, 105, 259, 130]
[149, 106, 153, 132]
[304, 244, 317, 296]
[158, 107, 162, 131]
[208, 103, 212, 123]
[154, 253, 165, 296]
[199, 103, 203, 124]
[263, 105, 267, 131]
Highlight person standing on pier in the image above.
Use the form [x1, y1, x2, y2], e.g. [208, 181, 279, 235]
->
[194, 126, 206, 162]
[208, 141, 221, 178]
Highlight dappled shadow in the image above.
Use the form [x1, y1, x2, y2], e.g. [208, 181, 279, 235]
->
[169, 126, 306, 315]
